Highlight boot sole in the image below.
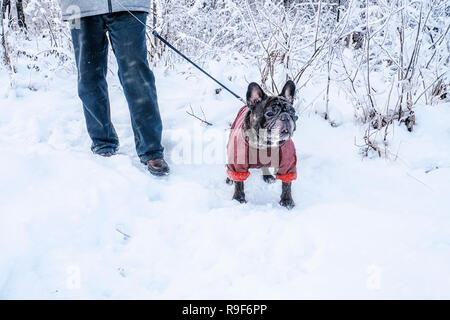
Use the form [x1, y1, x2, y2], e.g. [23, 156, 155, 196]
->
[148, 169, 170, 177]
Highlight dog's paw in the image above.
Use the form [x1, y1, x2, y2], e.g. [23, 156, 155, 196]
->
[226, 177, 234, 185]
[233, 195, 247, 204]
[279, 198, 295, 210]
[263, 175, 276, 184]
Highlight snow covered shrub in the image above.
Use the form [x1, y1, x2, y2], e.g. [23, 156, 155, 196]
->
[150, 0, 341, 91]
[1, 0, 74, 91]
[346, 0, 449, 157]
[24, 0, 68, 47]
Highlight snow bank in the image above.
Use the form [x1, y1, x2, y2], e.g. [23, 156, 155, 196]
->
[1, 58, 449, 299]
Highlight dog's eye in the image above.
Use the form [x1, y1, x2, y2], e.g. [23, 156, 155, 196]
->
[265, 111, 275, 117]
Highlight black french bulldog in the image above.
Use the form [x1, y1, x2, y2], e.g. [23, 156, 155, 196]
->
[226, 80, 298, 209]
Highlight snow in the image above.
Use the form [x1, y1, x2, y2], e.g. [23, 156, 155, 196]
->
[1, 54, 450, 299]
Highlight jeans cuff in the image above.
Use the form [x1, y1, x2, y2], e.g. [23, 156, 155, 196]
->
[140, 151, 164, 164]
[92, 145, 119, 155]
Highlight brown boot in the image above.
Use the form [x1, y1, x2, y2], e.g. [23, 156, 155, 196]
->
[147, 158, 170, 176]
[100, 152, 113, 157]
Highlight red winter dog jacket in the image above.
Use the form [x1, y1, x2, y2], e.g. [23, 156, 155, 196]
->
[226, 106, 297, 183]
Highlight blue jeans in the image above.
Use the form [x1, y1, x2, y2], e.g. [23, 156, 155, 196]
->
[70, 12, 164, 163]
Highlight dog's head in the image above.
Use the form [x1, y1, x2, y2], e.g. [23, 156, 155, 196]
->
[245, 81, 297, 147]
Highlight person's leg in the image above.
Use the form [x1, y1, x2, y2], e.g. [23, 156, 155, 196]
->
[71, 15, 119, 155]
[105, 12, 164, 163]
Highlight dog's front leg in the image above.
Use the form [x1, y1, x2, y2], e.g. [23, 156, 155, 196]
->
[233, 181, 247, 203]
[280, 182, 295, 209]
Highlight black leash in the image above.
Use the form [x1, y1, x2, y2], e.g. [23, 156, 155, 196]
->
[152, 31, 245, 104]
[112, 0, 246, 104]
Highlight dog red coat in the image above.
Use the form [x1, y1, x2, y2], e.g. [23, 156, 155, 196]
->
[226, 106, 297, 183]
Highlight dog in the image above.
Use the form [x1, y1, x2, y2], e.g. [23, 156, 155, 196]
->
[226, 81, 298, 209]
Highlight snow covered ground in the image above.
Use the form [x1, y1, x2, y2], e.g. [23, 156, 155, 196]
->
[1, 54, 449, 299]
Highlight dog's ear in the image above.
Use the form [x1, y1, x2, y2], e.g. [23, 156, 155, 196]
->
[280, 80, 296, 103]
[246, 82, 266, 108]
